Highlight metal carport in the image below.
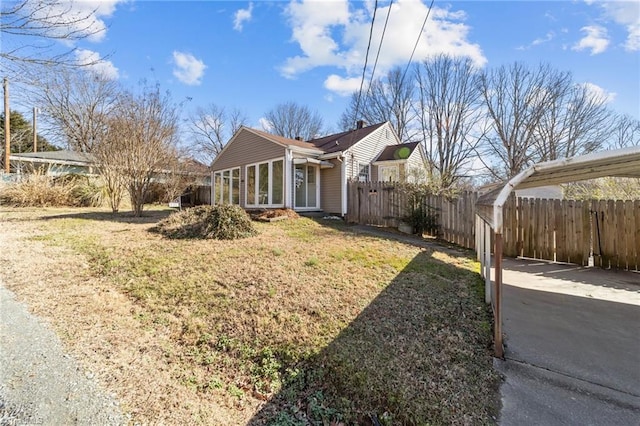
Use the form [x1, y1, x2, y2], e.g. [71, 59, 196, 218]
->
[475, 145, 640, 357]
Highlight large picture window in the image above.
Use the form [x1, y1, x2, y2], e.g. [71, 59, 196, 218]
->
[213, 167, 240, 205]
[379, 165, 399, 182]
[246, 158, 284, 207]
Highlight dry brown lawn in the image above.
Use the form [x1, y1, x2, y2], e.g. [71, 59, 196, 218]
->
[0, 206, 499, 425]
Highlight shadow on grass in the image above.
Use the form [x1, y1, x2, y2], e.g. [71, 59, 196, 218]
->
[35, 208, 175, 225]
[248, 240, 500, 425]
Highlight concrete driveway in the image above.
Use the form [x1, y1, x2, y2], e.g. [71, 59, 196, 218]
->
[495, 258, 640, 425]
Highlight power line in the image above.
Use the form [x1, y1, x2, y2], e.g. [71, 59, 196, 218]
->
[353, 0, 378, 125]
[390, 0, 435, 114]
[401, 0, 435, 85]
[365, 0, 394, 99]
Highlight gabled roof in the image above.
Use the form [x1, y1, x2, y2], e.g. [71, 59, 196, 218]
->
[374, 141, 420, 162]
[244, 127, 322, 152]
[217, 122, 391, 163]
[307, 122, 386, 153]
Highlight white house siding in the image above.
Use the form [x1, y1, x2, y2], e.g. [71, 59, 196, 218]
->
[211, 130, 286, 208]
[320, 159, 342, 214]
[345, 123, 399, 181]
[405, 145, 428, 183]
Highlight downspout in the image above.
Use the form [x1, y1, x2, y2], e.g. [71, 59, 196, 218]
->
[285, 149, 293, 209]
[340, 155, 347, 216]
[210, 170, 214, 205]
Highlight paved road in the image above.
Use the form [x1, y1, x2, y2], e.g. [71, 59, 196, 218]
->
[495, 258, 640, 426]
[0, 284, 125, 425]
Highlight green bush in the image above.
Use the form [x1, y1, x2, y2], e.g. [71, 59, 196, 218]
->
[405, 203, 439, 235]
[151, 204, 258, 240]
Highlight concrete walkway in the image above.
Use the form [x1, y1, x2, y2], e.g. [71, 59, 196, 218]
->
[496, 258, 640, 426]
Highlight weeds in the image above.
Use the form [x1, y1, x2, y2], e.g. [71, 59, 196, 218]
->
[0, 173, 103, 207]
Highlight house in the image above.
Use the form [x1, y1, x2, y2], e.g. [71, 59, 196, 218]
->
[10, 149, 213, 205]
[10, 150, 97, 176]
[210, 121, 427, 215]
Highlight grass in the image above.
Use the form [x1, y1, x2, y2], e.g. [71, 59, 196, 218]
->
[3, 207, 500, 424]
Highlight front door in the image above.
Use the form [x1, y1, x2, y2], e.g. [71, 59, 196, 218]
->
[294, 164, 318, 209]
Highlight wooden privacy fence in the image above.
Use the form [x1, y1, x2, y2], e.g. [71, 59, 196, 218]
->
[346, 181, 640, 271]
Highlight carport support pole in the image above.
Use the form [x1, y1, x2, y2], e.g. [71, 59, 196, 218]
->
[494, 233, 504, 358]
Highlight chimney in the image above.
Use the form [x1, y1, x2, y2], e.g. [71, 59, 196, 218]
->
[356, 120, 365, 129]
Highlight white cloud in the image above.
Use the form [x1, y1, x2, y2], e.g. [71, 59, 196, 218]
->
[324, 74, 361, 96]
[233, 2, 254, 32]
[600, 1, 640, 51]
[172, 51, 207, 85]
[580, 82, 616, 104]
[572, 25, 610, 55]
[281, 0, 485, 96]
[75, 49, 119, 79]
[517, 31, 555, 50]
[258, 117, 272, 132]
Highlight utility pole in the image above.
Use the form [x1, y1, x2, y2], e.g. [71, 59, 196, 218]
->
[3, 78, 9, 174]
[33, 107, 37, 152]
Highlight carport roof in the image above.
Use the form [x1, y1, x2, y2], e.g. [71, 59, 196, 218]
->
[476, 146, 640, 232]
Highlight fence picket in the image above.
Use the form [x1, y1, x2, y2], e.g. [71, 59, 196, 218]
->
[345, 181, 638, 270]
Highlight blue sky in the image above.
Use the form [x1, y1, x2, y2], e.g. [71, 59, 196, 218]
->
[5, 0, 640, 132]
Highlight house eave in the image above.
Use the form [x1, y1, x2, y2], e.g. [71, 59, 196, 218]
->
[318, 151, 344, 160]
[293, 158, 335, 168]
[10, 156, 93, 168]
[372, 159, 407, 166]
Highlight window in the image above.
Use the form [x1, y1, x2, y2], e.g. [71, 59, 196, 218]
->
[231, 168, 240, 204]
[247, 166, 255, 205]
[294, 164, 318, 209]
[246, 158, 284, 207]
[358, 163, 370, 182]
[379, 165, 399, 182]
[213, 167, 240, 205]
[272, 160, 283, 204]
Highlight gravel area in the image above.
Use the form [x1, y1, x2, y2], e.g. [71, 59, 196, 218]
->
[0, 283, 126, 425]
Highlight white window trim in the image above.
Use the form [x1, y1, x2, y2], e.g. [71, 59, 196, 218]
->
[358, 163, 370, 182]
[245, 157, 285, 208]
[379, 164, 400, 182]
[213, 167, 240, 205]
[293, 164, 321, 211]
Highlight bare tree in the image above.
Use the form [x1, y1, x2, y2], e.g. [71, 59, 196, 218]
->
[263, 101, 324, 141]
[1, 0, 107, 75]
[608, 114, 640, 149]
[478, 62, 571, 179]
[533, 82, 612, 161]
[38, 68, 119, 152]
[415, 55, 484, 190]
[159, 146, 207, 206]
[339, 67, 416, 142]
[93, 114, 127, 213]
[188, 104, 247, 164]
[95, 86, 179, 216]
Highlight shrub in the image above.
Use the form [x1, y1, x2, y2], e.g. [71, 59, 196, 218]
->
[0, 173, 104, 208]
[151, 205, 257, 240]
[57, 175, 104, 207]
[399, 183, 440, 236]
